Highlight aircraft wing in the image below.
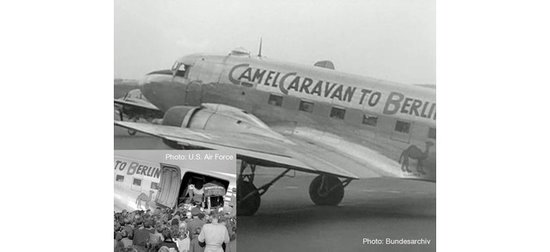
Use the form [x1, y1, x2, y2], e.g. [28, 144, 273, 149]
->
[274, 126, 418, 180]
[115, 121, 361, 179]
[114, 98, 161, 112]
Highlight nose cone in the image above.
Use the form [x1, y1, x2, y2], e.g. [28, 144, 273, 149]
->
[139, 69, 173, 102]
[138, 74, 154, 102]
[137, 69, 189, 112]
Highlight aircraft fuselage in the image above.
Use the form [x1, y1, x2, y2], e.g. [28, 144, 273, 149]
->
[140, 53, 436, 181]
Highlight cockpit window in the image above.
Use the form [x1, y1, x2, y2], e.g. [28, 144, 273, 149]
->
[171, 62, 180, 72]
[171, 62, 189, 78]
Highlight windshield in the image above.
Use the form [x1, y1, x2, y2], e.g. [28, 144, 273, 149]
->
[171, 61, 181, 72]
[171, 61, 188, 78]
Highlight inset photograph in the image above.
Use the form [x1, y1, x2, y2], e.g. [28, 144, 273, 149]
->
[114, 150, 237, 252]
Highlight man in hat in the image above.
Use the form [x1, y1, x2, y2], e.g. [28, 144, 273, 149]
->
[187, 208, 206, 240]
[197, 212, 230, 252]
[191, 181, 205, 207]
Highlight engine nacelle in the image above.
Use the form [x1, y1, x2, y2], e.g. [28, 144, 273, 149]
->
[161, 104, 286, 148]
[162, 106, 200, 128]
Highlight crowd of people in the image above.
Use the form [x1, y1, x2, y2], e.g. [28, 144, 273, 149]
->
[114, 205, 236, 252]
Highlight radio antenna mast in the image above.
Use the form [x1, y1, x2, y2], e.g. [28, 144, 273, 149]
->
[258, 37, 263, 58]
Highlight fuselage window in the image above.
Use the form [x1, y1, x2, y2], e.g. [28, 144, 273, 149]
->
[133, 178, 142, 186]
[362, 114, 378, 126]
[115, 175, 124, 182]
[394, 120, 411, 134]
[268, 94, 283, 106]
[299, 100, 314, 113]
[428, 127, 436, 139]
[330, 107, 346, 120]
[151, 182, 159, 190]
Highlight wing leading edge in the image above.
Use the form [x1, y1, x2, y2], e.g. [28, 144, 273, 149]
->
[114, 99, 161, 112]
[115, 121, 360, 179]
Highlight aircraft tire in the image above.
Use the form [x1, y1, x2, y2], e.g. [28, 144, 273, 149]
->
[237, 180, 261, 216]
[309, 174, 344, 206]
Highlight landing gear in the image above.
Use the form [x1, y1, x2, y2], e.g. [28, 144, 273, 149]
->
[118, 111, 138, 136]
[237, 160, 291, 216]
[237, 181, 261, 216]
[309, 175, 350, 206]
[117, 107, 124, 121]
[237, 161, 353, 215]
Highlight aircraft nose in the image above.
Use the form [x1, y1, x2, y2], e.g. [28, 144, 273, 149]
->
[139, 69, 173, 98]
[138, 74, 154, 98]
[138, 75, 149, 87]
[140, 70, 171, 86]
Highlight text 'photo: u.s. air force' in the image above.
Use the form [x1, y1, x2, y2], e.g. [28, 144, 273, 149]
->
[115, 1, 435, 251]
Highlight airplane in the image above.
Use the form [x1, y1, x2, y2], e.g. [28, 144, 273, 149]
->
[114, 150, 237, 215]
[115, 46, 436, 216]
[115, 89, 164, 135]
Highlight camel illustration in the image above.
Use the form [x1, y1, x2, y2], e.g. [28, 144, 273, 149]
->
[399, 141, 434, 174]
[136, 190, 154, 210]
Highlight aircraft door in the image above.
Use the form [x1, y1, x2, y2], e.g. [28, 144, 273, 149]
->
[155, 164, 181, 208]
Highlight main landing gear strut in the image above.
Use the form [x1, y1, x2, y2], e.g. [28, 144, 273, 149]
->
[237, 160, 353, 216]
[116, 107, 137, 135]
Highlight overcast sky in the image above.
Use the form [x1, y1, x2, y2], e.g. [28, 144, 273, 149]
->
[115, 0, 434, 84]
